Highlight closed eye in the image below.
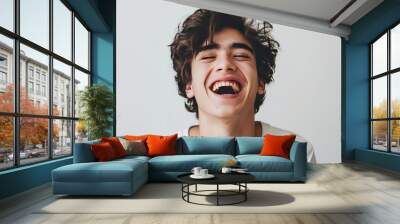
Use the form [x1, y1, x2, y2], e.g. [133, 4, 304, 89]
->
[201, 56, 216, 61]
[234, 54, 250, 60]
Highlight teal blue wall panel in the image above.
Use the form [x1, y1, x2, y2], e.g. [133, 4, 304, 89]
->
[343, 44, 369, 160]
[65, 0, 110, 32]
[0, 158, 72, 199]
[355, 149, 400, 172]
[91, 32, 114, 135]
[92, 32, 113, 88]
[344, 0, 400, 171]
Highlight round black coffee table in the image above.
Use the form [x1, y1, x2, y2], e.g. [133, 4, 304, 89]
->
[177, 173, 255, 206]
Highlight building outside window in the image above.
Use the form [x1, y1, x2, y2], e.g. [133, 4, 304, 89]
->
[35, 70, 40, 81]
[35, 83, 40, 95]
[28, 66, 34, 79]
[42, 85, 46, 97]
[0, 71, 6, 84]
[28, 81, 34, 94]
[41, 73, 46, 83]
[0, 54, 6, 67]
[0, 54, 7, 90]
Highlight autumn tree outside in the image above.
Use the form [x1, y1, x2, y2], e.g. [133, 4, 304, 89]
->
[0, 84, 60, 160]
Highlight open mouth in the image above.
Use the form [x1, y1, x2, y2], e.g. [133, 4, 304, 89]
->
[210, 80, 241, 95]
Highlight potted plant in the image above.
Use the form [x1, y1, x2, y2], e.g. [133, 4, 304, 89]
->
[79, 84, 113, 140]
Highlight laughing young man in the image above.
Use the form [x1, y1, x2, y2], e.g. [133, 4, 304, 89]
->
[170, 9, 315, 162]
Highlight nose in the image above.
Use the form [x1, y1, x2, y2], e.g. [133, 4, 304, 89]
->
[216, 53, 237, 72]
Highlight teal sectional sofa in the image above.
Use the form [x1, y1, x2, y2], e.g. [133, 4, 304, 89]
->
[52, 136, 307, 196]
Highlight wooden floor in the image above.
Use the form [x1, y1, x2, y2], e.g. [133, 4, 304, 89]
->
[1, 162, 400, 224]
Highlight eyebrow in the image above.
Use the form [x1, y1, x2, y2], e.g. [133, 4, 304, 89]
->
[197, 42, 254, 54]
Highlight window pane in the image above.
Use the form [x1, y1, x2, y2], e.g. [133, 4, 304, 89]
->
[74, 69, 89, 118]
[372, 33, 387, 76]
[372, 121, 387, 151]
[391, 120, 400, 153]
[0, 34, 14, 112]
[75, 120, 88, 143]
[20, 0, 49, 49]
[20, 44, 49, 115]
[391, 72, 400, 117]
[391, 24, 400, 70]
[53, 0, 72, 60]
[0, 116, 13, 170]
[0, 0, 13, 31]
[53, 59, 72, 117]
[75, 17, 89, 70]
[53, 119, 72, 157]
[20, 117, 49, 165]
[372, 77, 387, 119]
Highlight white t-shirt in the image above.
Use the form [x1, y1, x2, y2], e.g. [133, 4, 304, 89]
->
[178, 121, 316, 163]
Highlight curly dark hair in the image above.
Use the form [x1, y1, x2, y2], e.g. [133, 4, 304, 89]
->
[169, 9, 279, 118]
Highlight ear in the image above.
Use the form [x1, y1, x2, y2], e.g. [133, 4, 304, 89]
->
[185, 83, 194, 98]
[257, 81, 265, 95]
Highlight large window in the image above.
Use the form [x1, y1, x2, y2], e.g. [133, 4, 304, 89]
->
[0, 0, 91, 171]
[371, 22, 400, 153]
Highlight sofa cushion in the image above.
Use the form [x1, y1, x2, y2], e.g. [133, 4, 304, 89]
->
[259, 134, 296, 159]
[235, 137, 263, 155]
[177, 136, 236, 155]
[118, 138, 147, 156]
[114, 155, 150, 164]
[147, 134, 178, 157]
[73, 139, 100, 163]
[148, 154, 235, 172]
[53, 158, 148, 183]
[124, 135, 149, 141]
[101, 137, 127, 158]
[236, 155, 293, 172]
[91, 142, 118, 161]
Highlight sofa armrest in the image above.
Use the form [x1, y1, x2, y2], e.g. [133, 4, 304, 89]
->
[73, 140, 100, 163]
[289, 141, 307, 181]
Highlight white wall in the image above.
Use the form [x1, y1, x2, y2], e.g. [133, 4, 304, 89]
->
[116, 0, 341, 163]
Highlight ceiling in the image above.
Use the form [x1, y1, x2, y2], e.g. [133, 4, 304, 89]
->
[165, 0, 384, 38]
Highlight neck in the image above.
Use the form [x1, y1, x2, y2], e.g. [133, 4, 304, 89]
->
[193, 111, 258, 137]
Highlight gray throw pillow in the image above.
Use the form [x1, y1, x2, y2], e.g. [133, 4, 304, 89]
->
[118, 138, 147, 156]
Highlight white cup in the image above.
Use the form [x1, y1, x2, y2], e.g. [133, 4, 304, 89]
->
[221, 167, 232, 174]
[200, 169, 208, 176]
[191, 167, 202, 176]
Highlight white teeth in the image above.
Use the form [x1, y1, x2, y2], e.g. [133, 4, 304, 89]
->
[211, 80, 241, 93]
[232, 82, 239, 92]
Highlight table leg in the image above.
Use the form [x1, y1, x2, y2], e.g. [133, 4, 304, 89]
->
[187, 184, 190, 202]
[181, 184, 183, 199]
[245, 183, 247, 201]
[217, 184, 219, 206]
[195, 184, 197, 192]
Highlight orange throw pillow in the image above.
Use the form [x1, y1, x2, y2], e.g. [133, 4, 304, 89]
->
[259, 134, 296, 159]
[146, 134, 178, 157]
[101, 137, 127, 158]
[91, 142, 117, 161]
[124, 135, 149, 141]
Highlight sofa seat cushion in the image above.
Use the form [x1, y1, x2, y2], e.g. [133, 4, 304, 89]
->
[53, 159, 147, 183]
[177, 137, 236, 155]
[116, 155, 150, 163]
[236, 155, 293, 172]
[149, 155, 235, 172]
[235, 137, 263, 155]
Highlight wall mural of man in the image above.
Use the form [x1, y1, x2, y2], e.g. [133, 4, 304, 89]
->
[170, 9, 315, 162]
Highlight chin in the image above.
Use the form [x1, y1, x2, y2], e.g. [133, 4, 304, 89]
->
[212, 106, 248, 118]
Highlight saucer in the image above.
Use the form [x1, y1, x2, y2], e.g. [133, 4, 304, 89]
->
[190, 174, 215, 179]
